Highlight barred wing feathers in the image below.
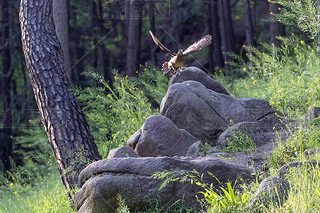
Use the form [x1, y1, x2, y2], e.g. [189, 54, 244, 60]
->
[183, 34, 212, 56]
[149, 31, 176, 56]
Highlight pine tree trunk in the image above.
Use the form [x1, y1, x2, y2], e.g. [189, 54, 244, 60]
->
[125, 0, 144, 76]
[19, 0, 101, 199]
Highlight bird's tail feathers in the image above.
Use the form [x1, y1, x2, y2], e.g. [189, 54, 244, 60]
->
[162, 62, 170, 74]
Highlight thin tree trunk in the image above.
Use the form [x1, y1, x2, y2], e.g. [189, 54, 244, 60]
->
[125, 0, 144, 76]
[211, 0, 224, 69]
[222, 0, 236, 53]
[206, 0, 214, 73]
[53, 0, 71, 80]
[19, 0, 101, 199]
[269, 2, 285, 46]
[218, 0, 236, 70]
[1, 0, 13, 171]
[149, 0, 157, 65]
[244, 0, 254, 46]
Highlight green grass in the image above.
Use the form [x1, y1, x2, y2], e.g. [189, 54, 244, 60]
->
[0, 165, 75, 213]
[222, 130, 256, 153]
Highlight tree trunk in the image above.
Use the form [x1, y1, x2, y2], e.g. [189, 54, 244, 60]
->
[206, 0, 214, 73]
[211, 0, 224, 70]
[218, 0, 236, 70]
[19, 0, 101, 199]
[149, 0, 157, 65]
[53, 0, 71, 80]
[125, 0, 144, 76]
[1, 0, 13, 171]
[243, 0, 254, 46]
[269, 2, 285, 46]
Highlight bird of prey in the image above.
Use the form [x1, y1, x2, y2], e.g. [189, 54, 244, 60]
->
[149, 31, 212, 75]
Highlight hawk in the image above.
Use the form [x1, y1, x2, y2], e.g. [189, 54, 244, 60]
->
[149, 31, 212, 74]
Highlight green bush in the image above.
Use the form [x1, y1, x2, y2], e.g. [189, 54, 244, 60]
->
[152, 170, 251, 212]
[216, 0, 320, 119]
[271, 123, 320, 168]
[222, 130, 256, 153]
[73, 65, 168, 158]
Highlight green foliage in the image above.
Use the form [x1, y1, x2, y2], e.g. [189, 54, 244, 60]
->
[261, 160, 320, 213]
[271, 123, 320, 168]
[222, 130, 256, 153]
[152, 170, 250, 212]
[218, 0, 320, 119]
[0, 166, 75, 213]
[116, 194, 130, 213]
[270, 0, 320, 41]
[199, 181, 249, 213]
[218, 35, 320, 119]
[73, 66, 167, 158]
[1, 121, 53, 186]
[280, 161, 320, 213]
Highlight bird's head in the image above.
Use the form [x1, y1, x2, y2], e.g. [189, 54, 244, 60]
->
[177, 49, 183, 56]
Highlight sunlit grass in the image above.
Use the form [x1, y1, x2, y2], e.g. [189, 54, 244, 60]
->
[0, 166, 75, 213]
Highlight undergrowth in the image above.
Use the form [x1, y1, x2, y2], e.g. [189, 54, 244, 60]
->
[73, 63, 168, 158]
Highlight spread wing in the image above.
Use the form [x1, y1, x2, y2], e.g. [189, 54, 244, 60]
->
[183, 34, 212, 56]
[149, 31, 176, 56]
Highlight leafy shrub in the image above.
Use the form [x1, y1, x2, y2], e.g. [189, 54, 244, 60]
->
[152, 170, 250, 212]
[216, 0, 320, 119]
[73, 65, 168, 158]
[271, 123, 320, 168]
[222, 130, 256, 153]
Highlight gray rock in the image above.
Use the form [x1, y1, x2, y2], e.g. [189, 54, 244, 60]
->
[185, 141, 201, 157]
[251, 176, 290, 207]
[304, 148, 320, 157]
[107, 146, 140, 158]
[306, 106, 320, 120]
[129, 115, 197, 157]
[217, 122, 271, 148]
[237, 98, 282, 131]
[278, 160, 320, 178]
[127, 129, 141, 150]
[160, 81, 280, 144]
[169, 66, 230, 95]
[74, 157, 254, 213]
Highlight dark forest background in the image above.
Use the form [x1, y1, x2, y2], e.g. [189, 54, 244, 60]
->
[0, 0, 285, 172]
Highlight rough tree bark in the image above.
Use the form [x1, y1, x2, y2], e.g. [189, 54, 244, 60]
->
[19, 0, 101, 199]
[125, 0, 144, 76]
[269, 2, 285, 46]
[243, 0, 254, 46]
[53, 0, 71, 80]
[0, 0, 13, 171]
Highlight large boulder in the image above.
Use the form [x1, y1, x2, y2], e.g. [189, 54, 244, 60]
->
[169, 66, 230, 95]
[251, 176, 290, 207]
[127, 115, 197, 157]
[74, 157, 254, 213]
[217, 122, 272, 148]
[160, 80, 280, 144]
